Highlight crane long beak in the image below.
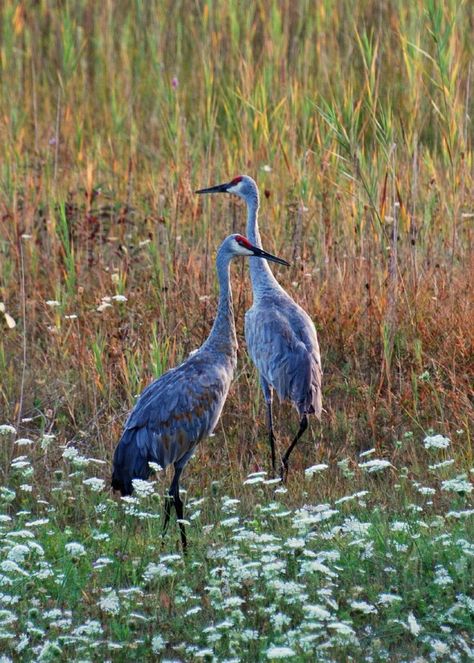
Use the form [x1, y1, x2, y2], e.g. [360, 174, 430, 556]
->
[250, 244, 290, 267]
[195, 181, 230, 194]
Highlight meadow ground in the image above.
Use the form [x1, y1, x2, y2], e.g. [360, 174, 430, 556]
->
[0, 1, 472, 661]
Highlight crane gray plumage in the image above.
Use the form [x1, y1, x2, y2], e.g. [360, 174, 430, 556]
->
[196, 176, 322, 479]
[111, 233, 289, 548]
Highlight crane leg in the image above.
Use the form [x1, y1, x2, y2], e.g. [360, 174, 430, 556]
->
[170, 464, 187, 551]
[280, 414, 308, 482]
[261, 379, 276, 474]
[162, 465, 187, 551]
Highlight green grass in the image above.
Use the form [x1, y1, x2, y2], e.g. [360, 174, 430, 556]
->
[0, 428, 473, 661]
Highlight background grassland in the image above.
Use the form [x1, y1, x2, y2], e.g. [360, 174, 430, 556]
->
[0, 2, 473, 661]
[0, 1, 472, 510]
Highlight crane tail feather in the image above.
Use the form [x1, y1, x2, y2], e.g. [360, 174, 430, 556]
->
[111, 427, 150, 496]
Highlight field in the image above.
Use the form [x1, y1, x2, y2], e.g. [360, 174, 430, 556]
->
[0, 1, 473, 661]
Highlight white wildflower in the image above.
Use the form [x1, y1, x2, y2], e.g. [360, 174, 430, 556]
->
[83, 477, 105, 492]
[433, 566, 452, 587]
[424, 434, 450, 450]
[378, 593, 402, 606]
[15, 438, 34, 446]
[335, 490, 369, 505]
[350, 600, 377, 614]
[112, 295, 128, 302]
[304, 604, 331, 620]
[7, 545, 29, 564]
[430, 639, 449, 656]
[328, 622, 356, 636]
[65, 542, 86, 558]
[305, 464, 328, 477]
[46, 300, 61, 307]
[286, 538, 305, 549]
[99, 590, 120, 615]
[359, 448, 376, 457]
[429, 459, 455, 470]
[358, 459, 393, 473]
[266, 646, 296, 659]
[131, 478, 155, 497]
[407, 611, 422, 635]
[441, 475, 472, 494]
[0, 425, 16, 435]
[151, 635, 166, 654]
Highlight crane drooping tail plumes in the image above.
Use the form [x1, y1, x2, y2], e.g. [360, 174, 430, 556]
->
[196, 176, 322, 480]
[112, 233, 289, 549]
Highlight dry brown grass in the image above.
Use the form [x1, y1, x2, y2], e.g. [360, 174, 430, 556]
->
[0, 1, 472, 495]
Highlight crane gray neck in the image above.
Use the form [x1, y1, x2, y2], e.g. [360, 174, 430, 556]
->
[201, 245, 237, 355]
[246, 192, 281, 294]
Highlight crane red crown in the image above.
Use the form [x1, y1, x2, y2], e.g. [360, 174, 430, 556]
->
[230, 176, 243, 185]
[235, 234, 252, 249]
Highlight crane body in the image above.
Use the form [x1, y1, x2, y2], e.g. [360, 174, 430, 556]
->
[112, 233, 289, 548]
[196, 176, 322, 479]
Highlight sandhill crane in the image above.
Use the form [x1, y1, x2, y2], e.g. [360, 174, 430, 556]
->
[112, 233, 289, 549]
[196, 176, 322, 480]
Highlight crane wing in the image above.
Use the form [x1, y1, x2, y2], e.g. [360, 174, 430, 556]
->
[112, 352, 233, 494]
[245, 298, 322, 416]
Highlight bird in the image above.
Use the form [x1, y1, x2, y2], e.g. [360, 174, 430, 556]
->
[196, 176, 322, 481]
[111, 233, 289, 549]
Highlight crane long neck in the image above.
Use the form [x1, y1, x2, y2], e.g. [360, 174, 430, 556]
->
[201, 247, 236, 355]
[246, 192, 280, 293]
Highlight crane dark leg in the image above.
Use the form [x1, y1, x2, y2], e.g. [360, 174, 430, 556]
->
[161, 465, 187, 551]
[261, 379, 276, 474]
[280, 414, 308, 482]
[169, 465, 187, 551]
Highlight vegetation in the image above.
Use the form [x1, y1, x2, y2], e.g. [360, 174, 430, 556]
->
[0, 1, 472, 661]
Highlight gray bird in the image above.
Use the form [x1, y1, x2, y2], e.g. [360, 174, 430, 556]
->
[196, 176, 322, 480]
[112, 233, 289, 549]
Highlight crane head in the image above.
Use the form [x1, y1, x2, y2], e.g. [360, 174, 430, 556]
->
[228, 234, 290, 266]
[196, 175, 258, 201]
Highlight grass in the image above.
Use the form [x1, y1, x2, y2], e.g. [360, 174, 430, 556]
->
[0, 1, 472, 661]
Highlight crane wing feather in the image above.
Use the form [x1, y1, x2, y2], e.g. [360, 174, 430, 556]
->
[245, 297, 322, 416]
[112, 352, 233, 494]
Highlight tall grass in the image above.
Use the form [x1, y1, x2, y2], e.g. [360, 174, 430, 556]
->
[0, 1, 472, 491]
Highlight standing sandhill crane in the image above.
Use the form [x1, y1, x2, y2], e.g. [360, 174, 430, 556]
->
[196, 176, 322, 480]
[112, 233, 289, 549]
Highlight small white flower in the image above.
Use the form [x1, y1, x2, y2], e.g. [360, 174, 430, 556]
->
[407, 611, 422, 635]
[430, 639, 449, 656]
[359, 448, 376, 458]
[7, 545, 30, 564]
[262, 164, 272, 172]
[0, 425, 16, 436]
[441, 475, 472, 494]
[350, 600, 377, 614]
[97, 302, 112, 312]
[131, 478, 155, 497]
[266, 646, 296, 659]
[15, 438, 34, 446]
[112, 295, 128, 302]
[358, 459, 393, 473]
[151, 635, 166, 653]
[424, 434, 450, 450]
[378, 593, 402, 606]
[83, 477, 105, 492]
[46, 300, 61, 307]
[65, 542, 86, 558]
[304, 604, 331, 620]
[99, 589, 120, 615]
[305, 464, 328, 477]
[429, 459, 455, 470]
